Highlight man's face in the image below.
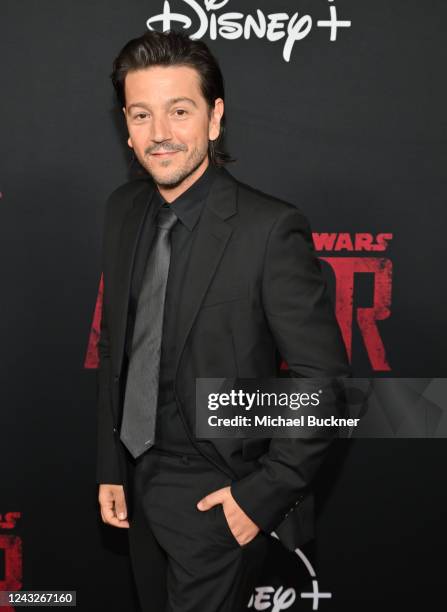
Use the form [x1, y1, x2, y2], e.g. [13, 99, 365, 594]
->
[123, 65, 223, 187]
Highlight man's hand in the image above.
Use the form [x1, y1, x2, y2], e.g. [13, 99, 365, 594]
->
[98, 484, 130, 528]
[196, 486, 260, 546]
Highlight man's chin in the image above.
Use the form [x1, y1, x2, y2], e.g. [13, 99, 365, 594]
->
[139, 161, 177, 184]
[145, 161, 203, 189]
[148, 169, 187, 189]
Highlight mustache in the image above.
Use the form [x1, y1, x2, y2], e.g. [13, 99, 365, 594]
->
[145, 144, 186, 155]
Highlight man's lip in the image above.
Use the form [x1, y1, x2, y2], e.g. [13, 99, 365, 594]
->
[151, 151, 179, 156]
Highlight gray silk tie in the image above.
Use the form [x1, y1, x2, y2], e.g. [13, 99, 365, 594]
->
[120, 204, 178, 459]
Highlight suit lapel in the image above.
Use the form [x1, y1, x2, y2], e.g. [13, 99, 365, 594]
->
[173, 167, 238, 386]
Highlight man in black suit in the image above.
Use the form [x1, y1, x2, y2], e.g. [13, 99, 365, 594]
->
[97, 30, 350, 611]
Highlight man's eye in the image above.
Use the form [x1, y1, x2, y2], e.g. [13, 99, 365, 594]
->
[174, 109, 187, 116]
[135, 113, 148, 119]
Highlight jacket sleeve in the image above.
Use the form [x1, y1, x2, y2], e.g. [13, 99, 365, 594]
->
[230, 205, 351, 533]
[95, 199, 123, 485]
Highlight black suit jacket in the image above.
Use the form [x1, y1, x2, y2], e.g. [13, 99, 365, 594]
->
[96, 165, 351, 551]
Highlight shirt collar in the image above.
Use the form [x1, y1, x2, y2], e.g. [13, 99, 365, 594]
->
[152, 162, 218, 231]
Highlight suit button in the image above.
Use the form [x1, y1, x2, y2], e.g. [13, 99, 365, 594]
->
[113, 427, 117, 433]
[114, 375, 119, 382]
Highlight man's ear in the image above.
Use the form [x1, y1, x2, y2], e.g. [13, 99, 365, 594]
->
[209, 98, 224, 142]
[122, 107, 133, 149]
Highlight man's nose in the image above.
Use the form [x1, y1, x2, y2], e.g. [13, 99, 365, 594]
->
[150, 115, 172, 144]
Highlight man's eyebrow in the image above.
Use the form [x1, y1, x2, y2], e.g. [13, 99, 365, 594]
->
[127, 97, 198, 112]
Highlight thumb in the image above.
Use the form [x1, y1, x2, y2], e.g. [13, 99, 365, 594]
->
[197, 488, 225, 511]
[114, 492, 128, 521]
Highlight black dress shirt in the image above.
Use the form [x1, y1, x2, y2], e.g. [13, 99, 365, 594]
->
[125, 162, 219, 456]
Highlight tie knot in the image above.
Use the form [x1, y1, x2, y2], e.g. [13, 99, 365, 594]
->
[156, 205, 178, 231]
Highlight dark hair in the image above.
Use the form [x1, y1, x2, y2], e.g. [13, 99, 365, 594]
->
[111, 29, 235, 167]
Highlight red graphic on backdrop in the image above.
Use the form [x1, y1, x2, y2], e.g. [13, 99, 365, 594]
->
[84, 233, 393, 372]
[84, 273, 104, 370]
[320, 257, 392, 370]
[313, 232, 393, 252]
[314, 232, 393, 371]
[0, 512, 22, 611]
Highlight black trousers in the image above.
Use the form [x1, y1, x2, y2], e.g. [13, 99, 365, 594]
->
[126, 448, 270, 612]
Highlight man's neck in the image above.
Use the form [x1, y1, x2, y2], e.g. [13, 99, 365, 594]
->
[156, 156, 210, 203]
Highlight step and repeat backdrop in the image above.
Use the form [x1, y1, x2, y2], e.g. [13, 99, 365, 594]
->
[1, 1, 446, 610]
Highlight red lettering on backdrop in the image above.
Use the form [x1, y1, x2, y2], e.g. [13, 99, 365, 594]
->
[0, 512, 22, 610]
[313, 232, 393, 252]
[84, 273, 104, 369]
[320, 257, 392, 370]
